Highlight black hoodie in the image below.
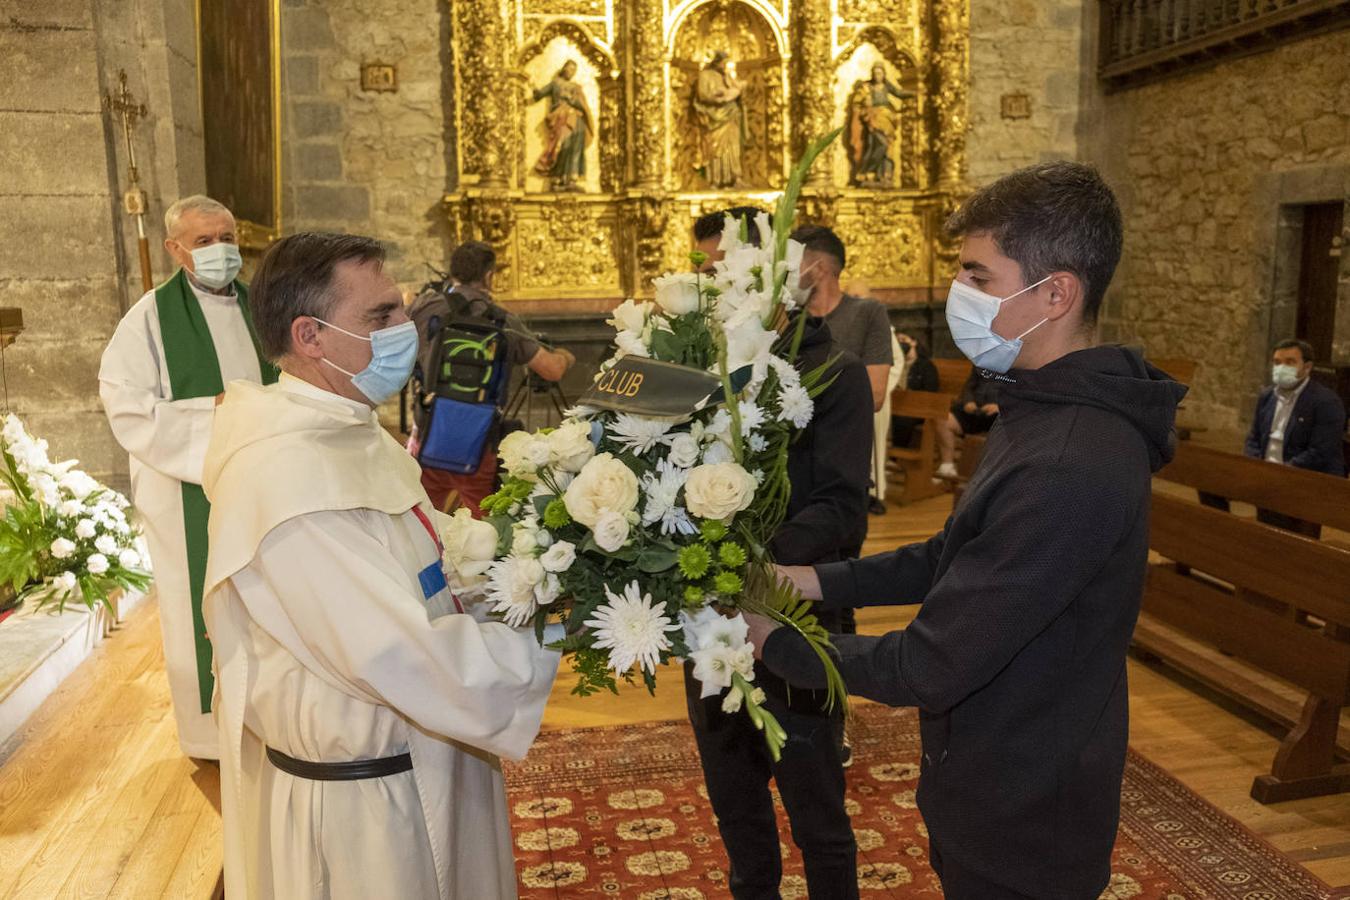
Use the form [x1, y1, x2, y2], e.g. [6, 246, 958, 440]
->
[762, 345, 1187, 898]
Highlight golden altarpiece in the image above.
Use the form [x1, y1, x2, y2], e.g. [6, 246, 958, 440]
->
[444, 0, 970, 309]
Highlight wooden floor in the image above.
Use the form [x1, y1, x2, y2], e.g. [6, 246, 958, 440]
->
[2, 491, 1348, 896]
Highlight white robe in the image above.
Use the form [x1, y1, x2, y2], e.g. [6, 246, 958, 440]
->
[871, 329, 905, 502]
[98, 276, 264, 758]
[202, 376, 561, 900]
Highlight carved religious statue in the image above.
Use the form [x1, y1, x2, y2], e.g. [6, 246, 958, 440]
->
[847, 63, 915, 187]
[692, 51, 747, 189]
[530, 59, 594, 192]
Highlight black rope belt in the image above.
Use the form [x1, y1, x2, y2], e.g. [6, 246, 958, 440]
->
[266, 746, 413, 781]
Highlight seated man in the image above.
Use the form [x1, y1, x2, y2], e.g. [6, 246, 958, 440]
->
[408, 240, 575, 515]
[1243, 338, 1346, 477]
[935, 367, 999, 479]
[202, 231, 562, 899]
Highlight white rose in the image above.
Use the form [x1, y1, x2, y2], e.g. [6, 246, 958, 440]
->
[95, 534, 117, 555]
[540, 540, 576, 573]
[87, 553, 110, 575]
[51, 537, 76, 559]
[75, 519, 97, 539]
[667, 432, 700, 469]
[512, 520, 542, 557]
[592, 510, 630, 553]
[607, 298, 651, 335]
[684, 462, 757, 522]
[652, 273, 702, 316]
[118, 548, 141, 570]
[442, 508, 501, 579]
[563, 453, 640, 528]
[498, 430, 551, 477]
[547, 421, 596, 473]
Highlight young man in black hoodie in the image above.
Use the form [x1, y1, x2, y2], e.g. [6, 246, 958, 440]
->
[749, 162, 1188, 899]
[686, 207, 873, 899]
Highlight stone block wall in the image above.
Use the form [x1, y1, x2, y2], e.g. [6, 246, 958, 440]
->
[279, 0, 454, 292]
[1085, 29, 1350, 435]
[964, 0, 1083, 186]
[0, 0, 204, 487]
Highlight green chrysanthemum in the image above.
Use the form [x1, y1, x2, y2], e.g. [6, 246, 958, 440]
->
[714, 571, 743, 595]
[683, 586, 705, 606]
[699, 519, 728, 543]
[542, 498, 571, 529]
[678, 544, 711, 580]
[718, 542, 747, 569]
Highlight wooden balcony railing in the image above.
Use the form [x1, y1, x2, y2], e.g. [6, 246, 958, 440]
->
[1098, 0, 1350, 90]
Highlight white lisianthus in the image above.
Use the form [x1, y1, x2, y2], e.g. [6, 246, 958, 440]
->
[777, 384, 814, 429]
[442, 507, 501, 580]
[484, 555, 546, 627]
[546, 420, 596, 473]
[86, 553, 110, 575]
[667, 432, 700, 469]
[94, 534, 118, 555]
[563, 453, 640, 527]
[511, 519, 543, 558]
[585, 580, 681, 675]
[592, 509, 631, 552]
[74, 518, 97, 539]
[685, 462, 757, 522]
[51, 537, 77, 559]
[701, 440, 734, 466]
[498, 430, 551, 478]
[607, 298, 651, 335]
[539, 540, 577, 574]
[652, 272, 702, 316]
[118, 548, 141, 570]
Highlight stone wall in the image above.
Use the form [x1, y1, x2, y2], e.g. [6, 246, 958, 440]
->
[963, 0, 1083, 186]
[279, 0, 454, 292]
[1086, 28, 1350, 434]
[0, 0, 203, 487]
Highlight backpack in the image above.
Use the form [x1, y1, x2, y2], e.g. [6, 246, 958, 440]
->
[411, 288, 509, 474]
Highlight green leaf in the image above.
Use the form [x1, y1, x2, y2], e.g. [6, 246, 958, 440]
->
[636, 545, 679, 574]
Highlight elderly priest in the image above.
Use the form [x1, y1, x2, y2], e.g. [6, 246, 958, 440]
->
[99, 195, 277, 759]
[201, 231, 561, 899]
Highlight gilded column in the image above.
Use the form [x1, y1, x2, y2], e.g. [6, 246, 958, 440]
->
[455, 0, 517, 189]
[930, 0, 969, 189]
[625, 0, 666, 189]
[792, 0, 835, 184]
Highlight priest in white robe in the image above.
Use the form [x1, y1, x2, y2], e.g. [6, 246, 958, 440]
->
[99, 195, 277, 759]
[201, 231, 561, 899]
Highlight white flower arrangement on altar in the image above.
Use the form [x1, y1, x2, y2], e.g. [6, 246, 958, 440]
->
[441, 133, 847, 758]
[0, 414, 152, 614]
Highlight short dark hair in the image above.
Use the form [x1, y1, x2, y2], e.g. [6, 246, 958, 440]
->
[946, 161, 1122, 323]
[693, 206, 766, 247]
[789, 224, 846, 272]
[250, 232, 385, 361]
[449, 240, 496, 285]
[1274, 338, 1314, 364]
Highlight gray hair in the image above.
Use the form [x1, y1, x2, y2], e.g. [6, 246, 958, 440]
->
[164, 194, 233, 238]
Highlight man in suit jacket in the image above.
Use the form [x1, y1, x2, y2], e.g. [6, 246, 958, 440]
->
[1243, 339, 1347, 477]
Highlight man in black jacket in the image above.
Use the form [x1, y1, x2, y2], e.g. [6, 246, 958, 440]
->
[749, 162, 1188, 899]
[686, 208, 873, 900]
[1243, 338, 1346, 477]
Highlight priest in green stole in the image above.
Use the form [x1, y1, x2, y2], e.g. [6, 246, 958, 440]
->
[98, 195, 278, 759]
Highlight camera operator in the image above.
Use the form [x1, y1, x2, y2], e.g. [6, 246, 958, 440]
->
[408, 241, 574, 515]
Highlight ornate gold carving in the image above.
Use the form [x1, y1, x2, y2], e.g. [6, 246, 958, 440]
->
[834, 28, 923, 190]
[622, 0, 665, 188]
[833, 194, 925, 285]
[517, 197, 620, 294]
[791, 0, 834, 183]
[620, 193, 671, 294]
[929, 0, 969, 188]
[454, 0, 518, 188]
[838, 0, 914, 26]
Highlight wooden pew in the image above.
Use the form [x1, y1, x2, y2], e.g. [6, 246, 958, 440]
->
[887, 388, 955, 504]
[932, 357, 972, 395]
[1150, 357, 1197, 387]
[1138, 443, 1350, 803]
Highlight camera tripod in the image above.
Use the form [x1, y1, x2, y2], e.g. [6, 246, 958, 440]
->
[503, 370, 571, 430]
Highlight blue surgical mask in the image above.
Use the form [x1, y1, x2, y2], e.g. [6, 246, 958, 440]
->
[314, 318, 419, 404]
[945, 274, 1053, 374]
[189, 242, 243, 289]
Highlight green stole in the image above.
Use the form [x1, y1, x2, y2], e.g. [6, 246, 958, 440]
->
[155, 268, 279, 713]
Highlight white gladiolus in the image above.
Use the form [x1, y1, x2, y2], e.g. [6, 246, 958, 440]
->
[652, 273, 701, 316]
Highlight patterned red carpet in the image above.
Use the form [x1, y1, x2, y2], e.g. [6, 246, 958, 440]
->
[505, 703, 1336, 899]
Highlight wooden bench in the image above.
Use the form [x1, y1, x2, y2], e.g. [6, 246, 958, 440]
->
[1150, 357, 1197, 387]
[1138, 442, 1350, 803]
[887, 389, 955, 504]
[932, 357, 972, 395]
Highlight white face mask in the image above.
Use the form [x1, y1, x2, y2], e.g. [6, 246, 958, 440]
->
[944, 274, 1053, 374]
[189, 242, 243, 289]
[1271, 364, 1302, 390]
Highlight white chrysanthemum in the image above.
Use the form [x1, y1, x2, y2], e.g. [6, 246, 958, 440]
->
[585, 581, 681, 675]
[118, 548, 141, 570]
[485, 556, 546, 627]
[641, 460, 697, 536]
[747, 434, 768, 453]
[737, 400, 767, 433]
[58, 499, 84, 518]
[778, 384, 813, 429]
[74, 518, 96, 539]
[86, 553, 110, 575]
[667, 432, 700, 468]
[52, 571, 78, 597]
[51, 537, 76, 559]
[94, 534, 118, 555]
[607, 414, 672, 455]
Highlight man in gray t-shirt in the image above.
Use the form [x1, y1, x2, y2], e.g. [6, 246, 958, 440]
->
[791, 225, 893, 411]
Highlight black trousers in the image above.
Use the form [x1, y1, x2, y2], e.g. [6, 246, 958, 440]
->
[684, 666, 858, 900]
[929, 842, 1038, 900]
